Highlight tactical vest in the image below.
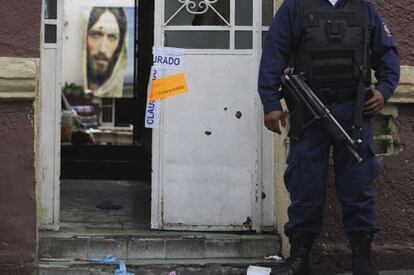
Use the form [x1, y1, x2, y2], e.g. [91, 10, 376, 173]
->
[292, 0, 371, 92]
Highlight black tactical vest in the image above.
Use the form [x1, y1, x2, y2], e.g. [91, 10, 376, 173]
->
[292, 0, 371, 92]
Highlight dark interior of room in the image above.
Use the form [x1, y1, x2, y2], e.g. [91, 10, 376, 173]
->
[60, 0, 155, 228]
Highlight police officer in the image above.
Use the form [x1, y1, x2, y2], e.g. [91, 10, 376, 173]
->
[258, 0, 400, 274]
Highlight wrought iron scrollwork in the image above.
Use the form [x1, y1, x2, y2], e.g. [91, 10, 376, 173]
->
[177, 0, 219, 15]
[165, 0, 230, 26]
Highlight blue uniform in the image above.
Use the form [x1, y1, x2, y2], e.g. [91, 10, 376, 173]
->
[258, 0, 400, 235]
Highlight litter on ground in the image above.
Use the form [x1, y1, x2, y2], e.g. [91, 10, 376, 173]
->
[264, 255, 283, 262]
[247, 265, 271, 275]
[113, 260, 134, 275]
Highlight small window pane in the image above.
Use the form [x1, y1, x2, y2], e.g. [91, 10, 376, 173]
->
[45, 0, 57, 19]
[44, 24, 57, 43]
[262, 0, 274, 26]
[262, 31, 268, 48]
[235, 0, 253, 26]
[165, 0, 230, 26]
[165, 31, 229, 49]
[235, 31, 252, 49]
[102, 98, 114, 123]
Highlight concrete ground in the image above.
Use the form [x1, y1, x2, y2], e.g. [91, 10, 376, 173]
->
[338, 272, 414, 275]
[61, 179, 151, 228]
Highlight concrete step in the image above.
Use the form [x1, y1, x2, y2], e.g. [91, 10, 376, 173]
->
[39, 225, 281, 262]
[39, 259, 278, 275]
[39, 258, 414, 275]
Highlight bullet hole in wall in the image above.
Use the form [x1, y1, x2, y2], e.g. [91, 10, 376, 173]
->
[235, 111, 242, 119]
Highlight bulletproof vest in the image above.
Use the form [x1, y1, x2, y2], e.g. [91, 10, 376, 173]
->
[292, 0, 371, 92]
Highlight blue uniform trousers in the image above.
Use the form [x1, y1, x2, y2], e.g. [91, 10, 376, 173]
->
[284, 101, 380, 235]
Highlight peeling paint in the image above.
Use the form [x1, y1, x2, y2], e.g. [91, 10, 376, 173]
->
[38, 207, 49, 219]
[243, 217, 252, 227]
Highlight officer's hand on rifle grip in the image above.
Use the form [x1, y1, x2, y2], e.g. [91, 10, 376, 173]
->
[363, 88, 385, 116]
[264, 110, 287, 135]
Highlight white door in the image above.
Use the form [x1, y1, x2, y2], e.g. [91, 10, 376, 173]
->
[152, 0, 276, 231]
[39, 0, 63, 230]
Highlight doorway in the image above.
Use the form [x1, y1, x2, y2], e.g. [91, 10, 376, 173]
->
[150, 0, 276, 231]
[40, 0, 277, 232]
[39, 0, 155, 230]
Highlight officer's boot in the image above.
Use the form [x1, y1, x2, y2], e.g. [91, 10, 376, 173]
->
[348, 232, 379, 275]
[271, 232, 315, 275]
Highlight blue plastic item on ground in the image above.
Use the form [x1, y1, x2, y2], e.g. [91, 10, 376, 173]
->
[113, 260, 134, 275]
[90, 254, 134, 275]
[90, 254, 117, 263]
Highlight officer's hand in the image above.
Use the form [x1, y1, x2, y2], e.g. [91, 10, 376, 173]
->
[363, 88, 385, 116]
[264, 111, 287, 135]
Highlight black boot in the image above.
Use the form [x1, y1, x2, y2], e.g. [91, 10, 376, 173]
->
[348, 232, 379, 275]
[271, 232, 315, 275]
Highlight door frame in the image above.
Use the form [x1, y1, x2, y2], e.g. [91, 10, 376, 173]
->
[38, 0, 64, 230]
[150, 0, 276, 232]
[38, 0, 144, 229]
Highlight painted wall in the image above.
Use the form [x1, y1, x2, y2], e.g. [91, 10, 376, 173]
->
[0, 1, 42, 58]
[0, 1, 41, 274]
[0, 102, 36, 274]
[370, 0, 414, 66]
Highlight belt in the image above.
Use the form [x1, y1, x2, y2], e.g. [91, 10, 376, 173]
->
[314, 88, 357, 104]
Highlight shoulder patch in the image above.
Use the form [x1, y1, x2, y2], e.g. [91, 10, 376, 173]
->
[383, 22, 392, 37]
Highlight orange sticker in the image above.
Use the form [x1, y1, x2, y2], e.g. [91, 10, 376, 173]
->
[149, 72, 188, 101]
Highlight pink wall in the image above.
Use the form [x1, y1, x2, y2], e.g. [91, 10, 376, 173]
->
[0, 102, 36, 274]
[0, 0, 42, 57]
[0, 1, 41, 273]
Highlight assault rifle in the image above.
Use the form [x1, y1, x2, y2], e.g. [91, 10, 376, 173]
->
[281, 70, 363, 162]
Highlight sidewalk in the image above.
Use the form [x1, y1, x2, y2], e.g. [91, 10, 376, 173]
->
[338, 271, 414, 275]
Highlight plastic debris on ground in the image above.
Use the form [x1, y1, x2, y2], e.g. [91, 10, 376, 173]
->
[247, 265, 271, 275]
[113, 260, 134, 275]
[264, 255, 283, 262]
[90, 254, 117, 263]
[96, 200, 123, 210]
[89, 254, 134, 275]
[168, 272, 177, 275]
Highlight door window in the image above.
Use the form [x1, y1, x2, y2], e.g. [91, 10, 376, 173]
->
[163, 0, 254, 50]
[44, 0, 58, 44]
[262, 0, 274, 47]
